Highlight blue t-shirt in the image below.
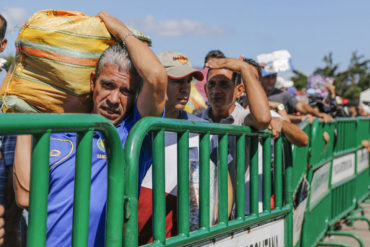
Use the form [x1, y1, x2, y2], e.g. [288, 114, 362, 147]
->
[46, 104, 152, 247]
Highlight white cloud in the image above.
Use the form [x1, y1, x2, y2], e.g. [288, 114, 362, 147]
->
[128, 15, 229, 37]
[1, 6, 28, 34]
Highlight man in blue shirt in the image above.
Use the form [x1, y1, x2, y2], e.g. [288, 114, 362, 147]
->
[13, 11, 167, 247]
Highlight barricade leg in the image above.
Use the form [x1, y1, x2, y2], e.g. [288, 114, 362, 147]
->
[317, 241, 350, 247]
[345, 216, 370, 229]
[327, 231, 365, 247]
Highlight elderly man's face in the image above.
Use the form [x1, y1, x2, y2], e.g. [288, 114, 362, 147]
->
[260, 74, 277, 95]
[91, 64, 139, 125]
[205, 69, 236, 112]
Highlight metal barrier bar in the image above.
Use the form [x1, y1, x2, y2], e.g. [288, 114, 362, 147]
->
[28, 132, 51, 247]
[284, 139, 293, 247]
[250, 136, 259, 215]
[0, 114, 125, 247]
[334, 118, 358, 155]
[263, 136, 271, 212]
[274, 137, 283, 208]
[122, 117, 288, 246]
[177, 131, 190, 236]
[235, 134, 246, 220]
[153, 129, 166, 244]
[72, 130, 94, 247]
[199, 132, 210, 230]
[218, 134, 229, 224]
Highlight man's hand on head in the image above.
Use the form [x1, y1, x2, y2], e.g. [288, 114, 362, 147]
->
[97, 11, 131, 42]
[205, 57, 244, 72]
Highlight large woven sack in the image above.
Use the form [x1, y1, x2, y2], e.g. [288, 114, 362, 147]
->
[0, 10, 151, 113]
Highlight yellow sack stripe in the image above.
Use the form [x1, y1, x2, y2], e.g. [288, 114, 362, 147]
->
[1, 9, 152, 113]
[1, 75, 90, 113]
[0, 10, 110, 113]
[19, 27, 114, 54]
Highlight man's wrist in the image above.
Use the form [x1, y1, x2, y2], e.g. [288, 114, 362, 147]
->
[120, 31, 135, 45]
[276, 103, 285, 111]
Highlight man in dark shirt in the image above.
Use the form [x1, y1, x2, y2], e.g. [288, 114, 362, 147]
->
[260, 69, 333, 122]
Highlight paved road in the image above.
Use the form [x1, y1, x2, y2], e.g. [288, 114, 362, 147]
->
[319, 202, 370, 247]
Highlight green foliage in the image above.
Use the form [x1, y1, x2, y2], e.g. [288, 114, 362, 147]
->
[3, 54, 14, 68]
[291, 69, 308, 90]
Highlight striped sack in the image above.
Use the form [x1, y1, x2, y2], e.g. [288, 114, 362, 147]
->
[0, 9, 151, 113]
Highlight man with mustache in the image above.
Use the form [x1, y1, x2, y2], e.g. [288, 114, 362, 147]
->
[200, 56, 271, 129]
[138, 51, 233, 243]
[198, 56, 271, 217]
[13, 11, 167, 247]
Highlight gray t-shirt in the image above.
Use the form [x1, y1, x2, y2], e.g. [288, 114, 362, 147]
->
[268, 88, 299, 114]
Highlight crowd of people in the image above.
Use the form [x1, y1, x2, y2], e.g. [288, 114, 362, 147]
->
[0, 11, 368, 246]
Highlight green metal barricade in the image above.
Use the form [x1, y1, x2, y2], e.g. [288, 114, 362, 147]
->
[301, 117, 370, 247]
[301, 119, 335, 247]
[123, 117, 292, 246]
[356, 117, 370, 203]
[289, 120, 311, 247]
[0, 114, 125, 247]
[291, 120, 311, 194]
[5, 113, 369, 247]
[330, 118, 358, 224]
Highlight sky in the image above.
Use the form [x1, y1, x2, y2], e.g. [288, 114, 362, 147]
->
[1, 0, 369, 76]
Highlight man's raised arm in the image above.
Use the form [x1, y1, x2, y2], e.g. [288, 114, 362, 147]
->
[97, 11, 167, 117]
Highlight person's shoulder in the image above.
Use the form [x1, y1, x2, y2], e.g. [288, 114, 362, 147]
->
[271, 88, 284, 95]
[181, 111, 208, 122]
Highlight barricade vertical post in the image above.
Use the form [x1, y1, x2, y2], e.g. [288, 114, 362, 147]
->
[250, 136, 259, 215]
[263, 136, 271, 212]
[236, 134, 246, 220]
[105, 127, 125, 247]
[153, 129, 166, 244]
[218, 134, 229, 225]
[178, 131, 190, 236]
[274, 137, 283, 208]
[28, 132, 51, 247]
[284, 140, 293, 247]
[199, 132, 210, 230]
[72, 130, 94, 247]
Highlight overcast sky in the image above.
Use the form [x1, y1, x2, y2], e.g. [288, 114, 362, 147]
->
[1, 0, 369, 75]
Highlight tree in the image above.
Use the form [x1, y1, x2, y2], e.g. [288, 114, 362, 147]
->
[3, 54, 14, 69]
[291, 69, 307, 90]
[313, 51, 369, 102]
[314, 52, 339, 77]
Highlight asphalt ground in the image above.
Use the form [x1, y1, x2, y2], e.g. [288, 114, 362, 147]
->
[319, 202, 370, 247]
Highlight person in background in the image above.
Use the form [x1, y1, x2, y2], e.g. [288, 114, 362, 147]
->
[0, 13, 25, 247]
[0, 14, 7, 87]
[196, 50, 226, 105]
[138, 51, 233, 244]
[260, 69, 333, 123]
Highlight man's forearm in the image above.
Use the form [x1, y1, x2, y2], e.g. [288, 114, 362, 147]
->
[241, 64, 271, 129]
[281, 121, 309, 147]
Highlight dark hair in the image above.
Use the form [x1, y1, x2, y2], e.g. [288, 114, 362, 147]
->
[0, 15, 7, 40]
[204, 50, 225, 66]
[233, 58, 262, 85]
